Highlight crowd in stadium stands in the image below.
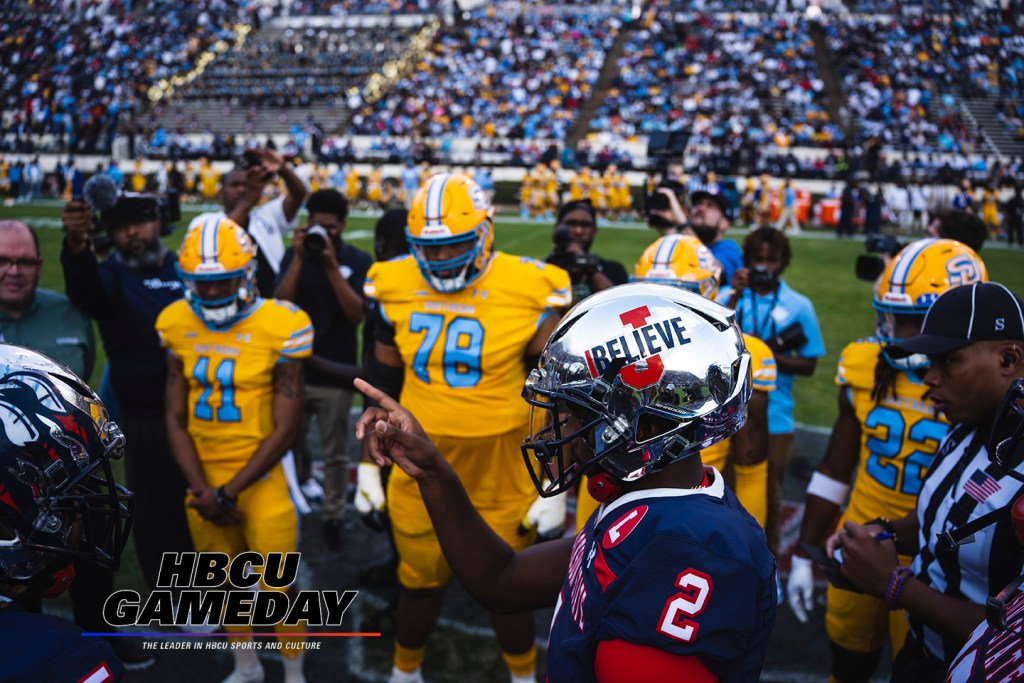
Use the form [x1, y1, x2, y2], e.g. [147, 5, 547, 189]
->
[171, 24, 415, 107]
[825, 8, 1022, 155]
[588, 9, 843, 151]
[0, 0, 242, 153]
[346, 5, 619, 140]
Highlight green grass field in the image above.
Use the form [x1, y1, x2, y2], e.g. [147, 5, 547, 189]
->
[3, 200, 1023, 429]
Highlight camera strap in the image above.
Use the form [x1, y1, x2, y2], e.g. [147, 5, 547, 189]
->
[744, 288, 780, 340]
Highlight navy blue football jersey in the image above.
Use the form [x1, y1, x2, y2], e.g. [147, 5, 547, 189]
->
[0, 602, 124, 682]
[546, 469, 777, 682]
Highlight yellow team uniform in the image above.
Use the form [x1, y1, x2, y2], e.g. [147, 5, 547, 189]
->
[199, 164, 220, 200]
[131, 163, 146, 193]
[184, 163, 197, 195]
[545, 166, 560, 208]
[364, 253, 571, 589]
[981, 188, 1000, 234]
[575, 333, 776, 530]
[345, 168, 361, 202]
[155, 297, 313, 650]
[569, 171, 590, 202]
[588, 173, 607, 211]
[366, 169, 383, 204]
[519, 170, 534, 215]
[827, 338, 948, 656]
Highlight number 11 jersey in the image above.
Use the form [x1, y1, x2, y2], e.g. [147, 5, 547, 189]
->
[156, 298, 313, 464]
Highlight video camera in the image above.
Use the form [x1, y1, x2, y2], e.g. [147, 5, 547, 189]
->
[548, 225, 602, 275]
[83, 174, 181, 246]
[855, 234, 904, 282]
[645, 179, 687, 230]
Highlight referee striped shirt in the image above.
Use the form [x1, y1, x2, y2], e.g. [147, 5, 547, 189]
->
[910, 423, 1024, 663]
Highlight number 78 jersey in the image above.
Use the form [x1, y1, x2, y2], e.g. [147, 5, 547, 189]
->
[156, 298, 313, 464]
[364, 252, 571, 438]
[836, 338, 949, 523]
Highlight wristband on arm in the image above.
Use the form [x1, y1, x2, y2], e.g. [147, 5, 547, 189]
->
[806, 471, 850, 505]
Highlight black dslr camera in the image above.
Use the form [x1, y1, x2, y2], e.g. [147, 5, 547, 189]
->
[748, 265, 779, 290]
[766, 321, 807, 355]
[83, 173, 181, 250]
[547, 226, 601, 275]
[645, 179, 687, 230]
[856, 234, 904, 281]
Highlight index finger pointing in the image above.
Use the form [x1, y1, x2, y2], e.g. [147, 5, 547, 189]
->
[354, 378, 399, 409]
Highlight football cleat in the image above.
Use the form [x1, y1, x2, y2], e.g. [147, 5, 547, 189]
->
[177, 215, 259, 329]
[406, 173, 494, 293]
[631, 234, 722, 299]
[874, 238, 987, 369]
[521, 283, 751, 498]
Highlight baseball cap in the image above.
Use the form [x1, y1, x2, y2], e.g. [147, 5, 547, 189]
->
[690, 190, 727, 214]
[888, 282, 1024, 357]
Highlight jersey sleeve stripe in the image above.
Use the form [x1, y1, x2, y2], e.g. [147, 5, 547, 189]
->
[281, 343, 313, 354]
[283, 334, 314, 349]
[288, 325, 313, 338]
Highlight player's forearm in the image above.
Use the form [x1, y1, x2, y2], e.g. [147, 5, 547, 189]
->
[221, 426, 296, 499]
[166, 417, 208, 491]
[279, 164, 309, 220]
[796, 495, 843, 557]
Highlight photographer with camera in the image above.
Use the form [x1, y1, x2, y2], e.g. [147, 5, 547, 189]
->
[644, 178, 692, 236]
[690, 189, 743, 284]
[545, 200, 627, 306]
[196, 147, 308, 298]
[59, 175, 187, 667]
[274, 188, 372, 549]
[727, 226, 825, 554]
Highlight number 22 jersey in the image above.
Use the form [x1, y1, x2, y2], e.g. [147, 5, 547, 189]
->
[547, 470, 777, 683]
[835, 338, 949, 523]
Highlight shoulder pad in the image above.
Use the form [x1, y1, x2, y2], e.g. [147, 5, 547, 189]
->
[835, 338, 882, 389]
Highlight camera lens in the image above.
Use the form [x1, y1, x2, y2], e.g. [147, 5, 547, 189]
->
[305, 225, 329, 253]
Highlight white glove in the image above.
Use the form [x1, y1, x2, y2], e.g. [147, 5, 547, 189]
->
[519, 486, 568, 541]
[787, 555, 815, 623]
[355, 462, 387, 530]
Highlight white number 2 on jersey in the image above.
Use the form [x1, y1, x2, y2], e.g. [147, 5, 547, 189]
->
[657, 569, 713, 642]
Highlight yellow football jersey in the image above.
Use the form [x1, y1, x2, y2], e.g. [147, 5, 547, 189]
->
[156, 298, 313, 464]
[364, 252, 571, 439]
[701, 334, 776, 470]
[836, 338, 948, 523]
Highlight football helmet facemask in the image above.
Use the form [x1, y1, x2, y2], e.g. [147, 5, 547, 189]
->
[874, 238, 987, 370]
[521, 283, 751, 498]
[0, 345, 132, 592]
[177, 215, 259, 329]
[631, 234, 722, 299]
[407, 173, 494, 293]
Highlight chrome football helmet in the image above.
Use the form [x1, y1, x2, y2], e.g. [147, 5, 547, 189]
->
[0, 345, 132, 591]
[521, 283, 751, 498]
